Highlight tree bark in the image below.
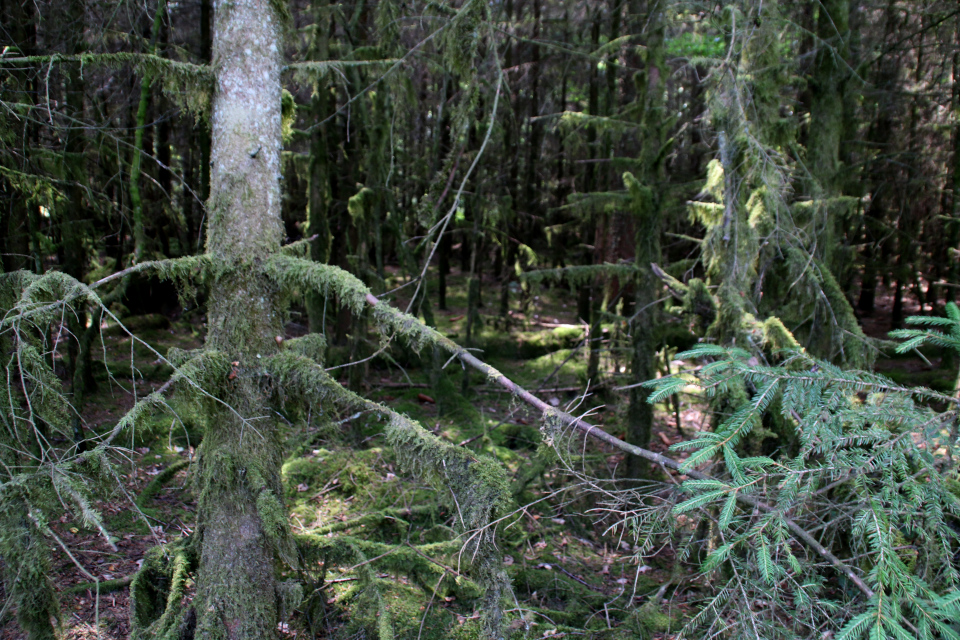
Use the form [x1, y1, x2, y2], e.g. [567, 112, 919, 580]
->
[194, 0, 286, 636]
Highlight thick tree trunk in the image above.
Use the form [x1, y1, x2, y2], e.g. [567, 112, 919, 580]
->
[194, 0, 286, 636]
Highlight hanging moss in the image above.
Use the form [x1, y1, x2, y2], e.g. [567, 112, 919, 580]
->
[267, 255, 369, 317]
[281, 89, 297, 143]
[682, 278, 717, 330]
[348, 186, 378, 222]
[0, 506, 59, 640]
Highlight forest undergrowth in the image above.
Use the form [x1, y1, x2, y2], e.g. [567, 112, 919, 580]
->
[1, 265, 953, 640]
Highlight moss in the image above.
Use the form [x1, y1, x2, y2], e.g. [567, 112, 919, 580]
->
[264, 350, 513, 636]
[65, 575, 133, 595]
[347, 186, 377, 222]
[473, 326, 583, 361]
[0, 511, 59, 640]
[296, 535, 395, 639]
[762, 316, 801, 352]
[508, 565, 629, 628]
[285, 333, 327, 364]
[624, 603, 674, 640]
[255, 487, 288, 547]
[763, 250, 872, 367]
[282, 453, 375, 499]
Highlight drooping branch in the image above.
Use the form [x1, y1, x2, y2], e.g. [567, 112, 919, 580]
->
[359, 292, 877, 599]
[267, 255, 874, 597]
[0, 53, 213, 114]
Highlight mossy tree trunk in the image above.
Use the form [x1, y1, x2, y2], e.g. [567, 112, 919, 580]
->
[625, 2, 666, 480]
[129, 0, 167, 263]
[807, 0, 849, 199]
[0, 0, 39, 274]
[193, 0, 286, 636]
[306, 0, 332, 333]
[583, 10, 602, 379]
[62, 0, 96, 421]
[498, 15, 519, 323]
[807, 0, 850, 274]
[0, 8, 60, 636]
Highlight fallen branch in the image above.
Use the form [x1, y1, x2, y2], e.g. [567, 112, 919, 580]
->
[379, 382, 591, 395]
[65, 575, 133, 595]
[362, 292, 876, 599]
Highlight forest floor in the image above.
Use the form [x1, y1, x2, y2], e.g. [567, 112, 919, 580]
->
[1, 271, 953, 640]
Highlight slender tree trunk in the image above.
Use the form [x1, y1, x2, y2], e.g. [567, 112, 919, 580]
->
[583, 10, 601, 379]
[197, 0, 213, 240]
[945, 15, 960, 306]
[194, 0, 286, 635]
[499, 10, 519, 323]
[306, 0, 332, 332]
[0, 0, 37, 274]
[857, 0, 899, 315]
[130, 0, 167, 262]
[438, 231, 451, 310]
[62, 0, 93, 405]
[436, 76, 453, 312]
[808, 0, 849, 199]
[626, 1, 665, 480]
[523, 0, 543, 227]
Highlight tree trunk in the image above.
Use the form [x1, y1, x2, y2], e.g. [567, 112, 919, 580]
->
[583, 10, 601, 378]
[945, 15, 960, 306]
[130, 0, 167, 262]
[626, 1, 665, 481]
[194, 0, 286, 636]
[857, 0, 899, 315]
[306, 0, 332, 332]
[807, 0, 849, 199]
